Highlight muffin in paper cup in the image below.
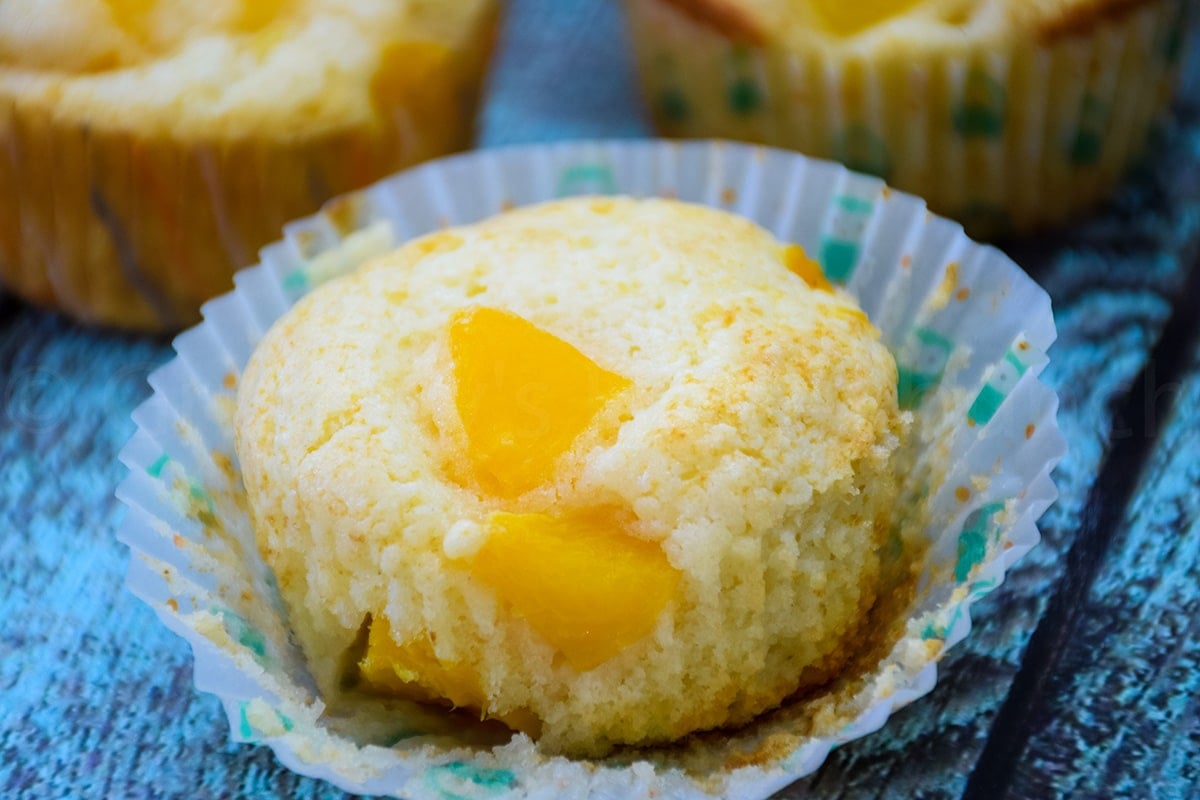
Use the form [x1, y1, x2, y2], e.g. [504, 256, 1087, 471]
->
[116, 140, 1065, 798]
[622, 0, 1192, 239]
[0, 0, 498, 332]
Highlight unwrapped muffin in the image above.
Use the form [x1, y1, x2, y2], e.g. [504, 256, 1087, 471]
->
[0, 0, 497, 330]
[624, 0, 1191, 237]
[235, 197, 909, 757]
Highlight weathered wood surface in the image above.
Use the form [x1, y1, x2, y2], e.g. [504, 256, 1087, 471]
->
[1007, 291, 1200, 799]
[779, 109, 1200, 800]
[2, 1, 1199, 798]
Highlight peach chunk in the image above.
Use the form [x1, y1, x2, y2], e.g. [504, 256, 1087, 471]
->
[782, 244, 832, 292]
[103, 0, 156, 41]
[370, 41, 451, 110]
[359, 619, 483, 708]
[811, 0, 924, 36]
[105, 0, 292, 38]
[450, 307, 630, 497]
[359, 617, 540, 732]
[104, 0, 153, 18]
[235, 0, 293, 32]
[471, 509, 680, 671]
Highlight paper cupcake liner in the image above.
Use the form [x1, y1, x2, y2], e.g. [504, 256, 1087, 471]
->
[116, 139, 1065, 799]
[0, 8, 497, 333]
[624, 0, 1190, 239]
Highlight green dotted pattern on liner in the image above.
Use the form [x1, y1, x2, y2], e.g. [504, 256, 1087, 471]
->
[818, 193, 876, 283]
[279, 220, 397, 296]
[687, 44, 1143, 169]
[659, 87, 690, 122]
[146, 451, 170, 478]
[952, 68, 1007, 139]
[217, 608, 270, 665]
[144, 451, 276, 662]
[236, 702, 294, 744]
[146, 451, 218, 529]
[968, 349, 1032, 427]
[188, 482, 216, 525]
[955, 502, 1007, 584]
[831, 125, 893, 183]
[554, 163, 618, 197]
[643, 0, 1191, 241]
[1070, 95, 1111, 167]
[281, 269, 311, 294]
[423, 762, 517, 800]
[726, 47, 763, 115]
[896, 327, 955, 411]
[921, 500, 1008, 643]
[653, 54, 691, 122]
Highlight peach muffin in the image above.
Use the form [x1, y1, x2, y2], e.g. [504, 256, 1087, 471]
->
[624, 0, 1190, 237]
[0, 0, 497, 329]
[235, 197, 908, 756]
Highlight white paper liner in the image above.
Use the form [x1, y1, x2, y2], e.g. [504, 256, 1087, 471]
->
[116, 139, 1066, 799]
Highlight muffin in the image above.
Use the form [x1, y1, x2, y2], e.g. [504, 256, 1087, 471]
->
[623, 0, 1191, 238]
[0, 0, 497, 330]
[234, 196, 909, 757]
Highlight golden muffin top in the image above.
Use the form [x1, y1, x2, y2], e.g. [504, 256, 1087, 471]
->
[235, 198, 906, 746]
[658, 0, 1161, 48]
[238, 197, 901, 552]
[0, 0, 492, 137]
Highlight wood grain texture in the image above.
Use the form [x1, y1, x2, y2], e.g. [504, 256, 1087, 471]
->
[0, 317, 350, 797]
[1003, 318, 1200, 799]
[774, 112, 1200, 799]
[0, 1, 1198, 798]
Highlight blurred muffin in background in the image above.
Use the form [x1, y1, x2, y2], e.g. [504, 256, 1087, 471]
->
[623, 0, 1191, 239]
[0, 0, 498, 330]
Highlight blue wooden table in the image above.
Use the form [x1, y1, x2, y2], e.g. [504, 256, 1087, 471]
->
[4, 2, 1200, 798]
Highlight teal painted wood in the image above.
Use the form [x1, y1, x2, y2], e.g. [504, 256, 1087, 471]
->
[481, 0, 648, 145]
[1003, 313, 1200, 798]
[0, 317, 368, 792]
[773, 110, 1200, 800]
[1, 2, 1199, 799]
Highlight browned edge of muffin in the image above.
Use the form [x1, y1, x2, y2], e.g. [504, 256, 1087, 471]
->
[1035, 0, 1168, 41]
[651, 0, 767, 43]
[647, 0, 1171, 46]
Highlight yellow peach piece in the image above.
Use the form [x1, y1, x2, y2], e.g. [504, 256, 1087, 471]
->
[359, 616, 540, 732]
[471, 509, 679, 671]
[811, 0, 925, 36]
[359, 618, 484, 709]
[450, 307, 630, 498]
[782, 244, 832, 291]
[236, 0, 294, 33]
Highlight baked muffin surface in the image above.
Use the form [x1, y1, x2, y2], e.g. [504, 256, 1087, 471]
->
[0, 0, 491, 138]
[236, 197, 908, 755]
[659, 0, 1164, 46]
[0, 0, 497, 329]
[627, 0, 1186, 238]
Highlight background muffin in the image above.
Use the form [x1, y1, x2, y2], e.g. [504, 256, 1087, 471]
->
[624, 0, 1191, 238]
[235, 197, 908, 756]
[0, 0, 497, 330]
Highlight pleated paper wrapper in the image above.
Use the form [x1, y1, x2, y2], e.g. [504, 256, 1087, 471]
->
[624, 0, 1192, 239]
[116, 140, 1066, 800]
[0, 3, 498, 332]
